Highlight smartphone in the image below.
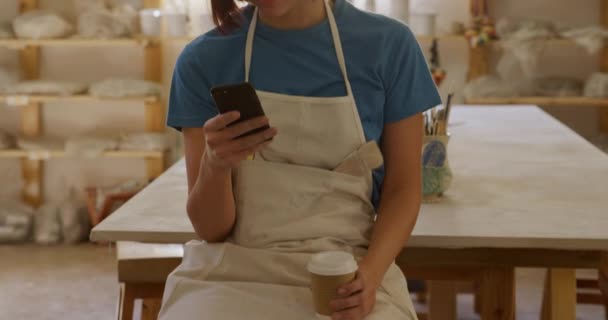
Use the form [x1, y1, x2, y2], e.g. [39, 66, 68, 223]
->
[211, 82, 270, 139]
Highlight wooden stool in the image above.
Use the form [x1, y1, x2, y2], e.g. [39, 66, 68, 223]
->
[574, 269, 608, 320]
[117, 242, 183, 320]
[601, 269, 608, 320]
[576, 277, 605, 305]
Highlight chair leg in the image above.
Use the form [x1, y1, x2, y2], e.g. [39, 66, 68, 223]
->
[480, 267, 515, 320]
[428, 281, 457, 320]
[416, 281, 428, 304]
[118, 283, 136, 320]
[474, 281, 482, 315]
[142, 299, 162, 320]
[541, 268, 576, 320]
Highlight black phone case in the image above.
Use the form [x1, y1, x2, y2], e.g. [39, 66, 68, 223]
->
[211, 83, 270, 138]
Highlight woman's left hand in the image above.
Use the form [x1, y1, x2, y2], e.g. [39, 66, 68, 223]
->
[329, 266, 381, 320]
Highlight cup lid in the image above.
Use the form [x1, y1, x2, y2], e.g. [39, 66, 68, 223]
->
[307, 251, 358, 276]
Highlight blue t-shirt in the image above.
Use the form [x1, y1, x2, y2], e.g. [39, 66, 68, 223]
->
[167, 0, 441, 208]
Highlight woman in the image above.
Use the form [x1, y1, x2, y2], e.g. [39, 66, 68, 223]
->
[160, 0, 441, 319]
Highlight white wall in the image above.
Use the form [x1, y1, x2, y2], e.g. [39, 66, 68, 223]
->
[0, 0, 603, 203]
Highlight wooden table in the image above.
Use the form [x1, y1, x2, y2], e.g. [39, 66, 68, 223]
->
[92, 106, 608, 320]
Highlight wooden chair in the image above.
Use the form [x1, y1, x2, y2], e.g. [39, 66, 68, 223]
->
[116, 242, 183, 320]
[601, 271, 608, 320]
[572, 271, 608, 320]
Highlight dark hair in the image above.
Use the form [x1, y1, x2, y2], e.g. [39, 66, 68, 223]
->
[211, 0, 244, 33]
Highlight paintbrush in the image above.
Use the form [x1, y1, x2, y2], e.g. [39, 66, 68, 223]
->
[444, 92, 454, 124]
[435, 93, 454, 135]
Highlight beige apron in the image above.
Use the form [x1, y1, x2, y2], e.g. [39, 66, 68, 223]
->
[159, 2, 417, 318]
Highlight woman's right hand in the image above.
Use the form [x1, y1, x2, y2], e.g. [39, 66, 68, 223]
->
[202, 111, 277, 170]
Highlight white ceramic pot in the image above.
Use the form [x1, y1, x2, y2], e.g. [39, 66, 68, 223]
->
[409, 12, 437, 36]
[139, 9, 162, 36]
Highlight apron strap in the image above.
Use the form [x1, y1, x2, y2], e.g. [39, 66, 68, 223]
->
[245, 11, 256, 83]
[245, 0, 353, 97]
[323, 0, 353, 97]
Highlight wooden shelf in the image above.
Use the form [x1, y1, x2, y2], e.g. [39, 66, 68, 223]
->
[0, 94, 160, 104]
[465, 97, 608, 107]
[0, 37, 160, 49]
[489, 38, 605, 47]
[462, 0, 608, 132]
[416, 35, 467, 41]
[0, 149, 164, 159]
[3, 0, 168, 207]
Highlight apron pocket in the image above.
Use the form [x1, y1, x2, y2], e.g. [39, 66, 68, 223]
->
[233, 160, 375, 249]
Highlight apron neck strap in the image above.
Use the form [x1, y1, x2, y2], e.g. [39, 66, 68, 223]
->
[245, 0, 353, 97]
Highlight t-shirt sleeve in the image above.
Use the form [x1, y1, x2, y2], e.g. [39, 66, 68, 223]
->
[383, 25, 442, 124]
[167, 43, 219, 131]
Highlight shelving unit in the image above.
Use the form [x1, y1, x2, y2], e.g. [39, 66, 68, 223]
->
[487, 38, 603, 46]
[464, 0, 608, 134]
[1, 0, 167, 207]
[467, 97, 608, 108]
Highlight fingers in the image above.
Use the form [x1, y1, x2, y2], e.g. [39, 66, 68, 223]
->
[203, 112, 275, 169]
[331, 274, 368, 320]
[204, 111, 241, 132]
[330, 293, 363, 312]
[221, 116, 270, 140]
[214, 127, 277, 156]
[338, 277, 364, 297]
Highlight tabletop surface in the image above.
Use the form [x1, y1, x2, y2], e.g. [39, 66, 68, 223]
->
[91, 106, 608, 250]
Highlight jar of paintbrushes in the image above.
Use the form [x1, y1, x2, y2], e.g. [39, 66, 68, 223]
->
[422, 94, 453, 202]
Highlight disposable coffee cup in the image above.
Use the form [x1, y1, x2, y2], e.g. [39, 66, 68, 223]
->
[307, 251, 358, 319]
